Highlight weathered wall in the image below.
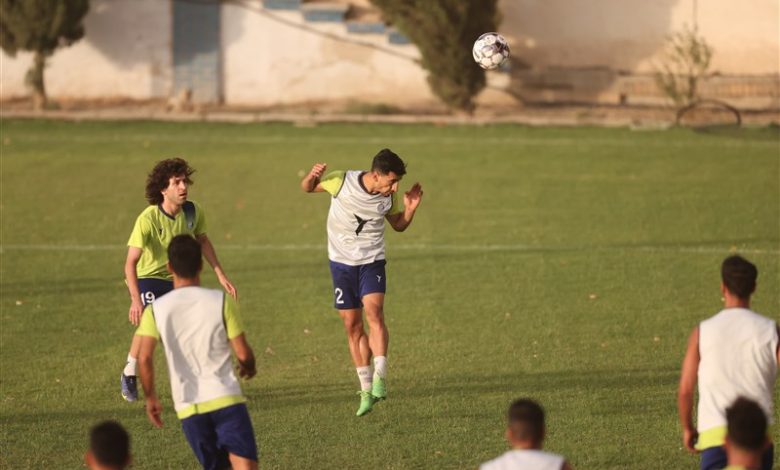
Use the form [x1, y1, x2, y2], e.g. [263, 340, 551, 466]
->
[221, 4, 433, 106]
[0, 0, 171, 99]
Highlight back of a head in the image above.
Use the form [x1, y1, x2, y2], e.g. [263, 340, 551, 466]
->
[507, 399, 545, 444]
[89, 421, 130, 469]
[727, 397, 767, 452]
[371, 148, 406, 176]
[168, 235, 202, 279]
[721, 255, 757, 300]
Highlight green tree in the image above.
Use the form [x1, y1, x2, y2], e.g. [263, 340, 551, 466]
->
[0, 0, 90, 109]
[370, 0, 499, 113]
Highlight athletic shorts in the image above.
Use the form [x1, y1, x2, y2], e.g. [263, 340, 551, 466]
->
[181, 403, 258, 470]
[137, 278, 174, 307]
[329, 259, 386, 309]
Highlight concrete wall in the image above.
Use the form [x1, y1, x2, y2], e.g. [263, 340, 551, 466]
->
[1, 0, 171, 99]
[0, 0, 777, 108]
[500, 0, 779, 74]
[221, 4, 433, 106]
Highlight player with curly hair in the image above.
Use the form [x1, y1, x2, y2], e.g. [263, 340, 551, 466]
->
[120, 158, 237, 402]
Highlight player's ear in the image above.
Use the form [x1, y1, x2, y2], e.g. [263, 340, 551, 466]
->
[167, 262, 173, 275]
[84, 450, 94, 468]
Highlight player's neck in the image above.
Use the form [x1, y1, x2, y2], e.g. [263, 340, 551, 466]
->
[510, 440, 542, 451]
[361, 172, 378, 194]
[160, 199, 183, 217]
[723, 293, 750, 309]
[728, 448, 763, 469]
[173, 276, 200, 289]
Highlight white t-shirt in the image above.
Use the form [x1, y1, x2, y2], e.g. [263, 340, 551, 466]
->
[480, 449, 565, 470]
[320, 170, 403, 266]
[698, 308, 777, 433]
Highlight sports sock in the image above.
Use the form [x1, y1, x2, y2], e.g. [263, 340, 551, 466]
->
[356, 366, 372, 392]
[373, 356, 387, 379]
[123, 355, 137, 376]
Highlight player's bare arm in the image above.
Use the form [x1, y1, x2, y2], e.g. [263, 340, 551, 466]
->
[198, 234, 237, 299]
[301, 163, 328, 193]
[386, 182, 423, 232]
[138, 335, 164, 428]
[677, 326, 700, 453]
[230, 334, 257, 379]
[125, 246, 144, 325]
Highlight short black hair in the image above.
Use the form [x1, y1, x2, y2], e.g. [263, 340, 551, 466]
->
[371, 148, 406, 176]
[90, 421, 130, 468]
[168, 235, 202, 279]
[507, 398, 545, 442]
[721, 255, 757, 299]
[726, 397, 767, 451]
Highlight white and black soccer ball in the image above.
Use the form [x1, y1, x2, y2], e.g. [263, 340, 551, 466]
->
[472, 32, 510, 70]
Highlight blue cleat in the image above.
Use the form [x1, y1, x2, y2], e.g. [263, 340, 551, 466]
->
[121, 373, 138, 402]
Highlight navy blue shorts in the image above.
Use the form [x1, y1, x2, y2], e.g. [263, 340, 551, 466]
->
[329, 259, 387, 309]
[700, 443, 773, 470]
[137, 278, 173, 307]
[181, 403, 258, 470]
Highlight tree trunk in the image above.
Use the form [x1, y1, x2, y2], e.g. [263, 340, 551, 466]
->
[27, 51, 47, 110]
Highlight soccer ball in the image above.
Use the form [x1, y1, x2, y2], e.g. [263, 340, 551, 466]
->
[472, 32, 510, 70]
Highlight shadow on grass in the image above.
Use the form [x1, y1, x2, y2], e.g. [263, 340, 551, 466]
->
[692, 124, 780, 141]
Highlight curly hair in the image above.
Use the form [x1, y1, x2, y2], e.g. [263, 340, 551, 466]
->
[145, 158, 195, 205]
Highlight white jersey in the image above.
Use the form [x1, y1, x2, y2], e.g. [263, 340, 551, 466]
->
[697, 308, 777, 433]
[320, 170, 402, 266]
[480, 449, 565, 470]
[142, 287, 243, 416]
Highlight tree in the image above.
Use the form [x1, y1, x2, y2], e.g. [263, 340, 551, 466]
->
[653, 24, 713, 108]
[370, 0, 499, 113]
[0, 0, 90, 109]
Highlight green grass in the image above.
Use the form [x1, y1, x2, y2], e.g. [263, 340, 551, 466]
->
[1, 120, 778, 469]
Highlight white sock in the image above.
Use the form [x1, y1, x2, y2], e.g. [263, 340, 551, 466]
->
[356, 366, 372, 392]
[123, 355, 137, 376]
[373, 356, 387, 379]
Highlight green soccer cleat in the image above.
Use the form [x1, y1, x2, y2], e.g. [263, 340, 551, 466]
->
[371, 376, 387, 401]
[356, 391, 375, 417]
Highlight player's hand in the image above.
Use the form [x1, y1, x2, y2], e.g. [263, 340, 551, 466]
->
[218, 272, 238, 300]
[146, 397, 164, 428]
[404, 183, 423, 211]
[682, 428, 699, 453]
[129, 299, 144, 326]
[238, 360, 256, 379]
[309, 163, 327, 180]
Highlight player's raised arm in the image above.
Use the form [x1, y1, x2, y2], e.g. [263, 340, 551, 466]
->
[301, 163, 328, 193]
[387, 182, 423, 232]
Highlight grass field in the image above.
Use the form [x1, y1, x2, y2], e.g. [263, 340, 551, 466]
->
[1, 119, 778, 469]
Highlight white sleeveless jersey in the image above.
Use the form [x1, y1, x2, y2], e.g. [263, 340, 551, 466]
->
[151, 286, 242, 414]
[480, 449, 565, 470]
[697, 308, 778, 432]
[322, 170, 401, 266]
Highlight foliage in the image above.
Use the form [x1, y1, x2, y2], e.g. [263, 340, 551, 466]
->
[369, 0, 499, 112]
[0, 0, 90, 109]
[654, 25, 713, 107]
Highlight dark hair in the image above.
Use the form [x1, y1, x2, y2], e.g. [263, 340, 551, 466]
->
[371, 148, 406, 176]
[167, 235, 202, 279]
[90, 421, 130, 468]
[145, 158, 195, 205]
[507, 398, 545, 443]
[721, 255, 757, 299]
[726, 397, 767, 451]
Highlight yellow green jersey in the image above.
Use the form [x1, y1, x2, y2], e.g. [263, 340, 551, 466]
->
[127, 201, 207, 280]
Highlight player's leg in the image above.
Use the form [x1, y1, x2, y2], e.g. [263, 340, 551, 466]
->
[330, 260, 375, 416]
[213, 404, 259, 470]
[359, 260, 389, 400]
[181, 412, 230, 470]
[121, 278, 173, 402]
